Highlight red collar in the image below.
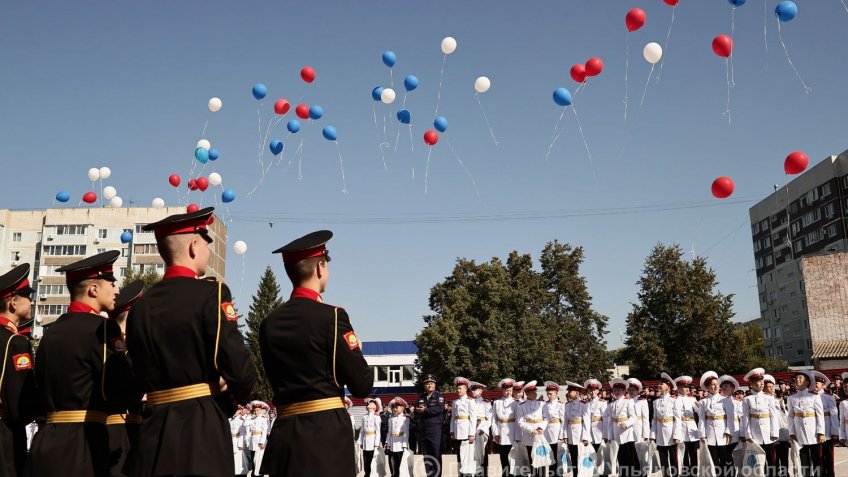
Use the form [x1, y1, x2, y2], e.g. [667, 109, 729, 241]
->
[290, 287, 322, 303]
[68, 302, 100, 315]
[163, 266, 198, 280]
[0, 315, 18, 334]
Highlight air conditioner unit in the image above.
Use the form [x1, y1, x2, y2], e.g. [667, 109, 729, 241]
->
[93, 239, 100, 244]
[39, 296, 46, 301]
[47, 235, 54, 241]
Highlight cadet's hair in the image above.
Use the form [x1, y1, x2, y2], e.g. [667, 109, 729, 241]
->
[284, 256, 325, 285]
[0, 296, 12, 313]
[68, 279, 94, 301]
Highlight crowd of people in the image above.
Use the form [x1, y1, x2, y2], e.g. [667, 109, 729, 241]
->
[351, 370, 848, 477]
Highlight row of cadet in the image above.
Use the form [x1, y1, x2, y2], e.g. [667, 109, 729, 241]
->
[351, 370, 848, 477]
[228, 401, 274, 476]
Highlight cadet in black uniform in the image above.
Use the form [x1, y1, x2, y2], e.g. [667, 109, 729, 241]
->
[415, 374, 446, 477]
[126, 207, 256, 477]
[105, 279, 144, 477]
[259, 230, 373, 477]
[30, 251, 137, 477]
[0, 264, 37, 477]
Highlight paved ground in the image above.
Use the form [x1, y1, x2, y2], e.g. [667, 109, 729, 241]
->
[356, 445, 848, 476]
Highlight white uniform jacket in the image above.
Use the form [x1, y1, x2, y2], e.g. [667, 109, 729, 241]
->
[451, 395, 478, 441]
[787, 389, 824, 446]
[633, 397, 650, 441]
[561, 399, 590, 444]
[472, 397, 492, 436]
[519, 400, 547, 445]
[679, 395, 700, 441]
[587, 397, 608, 444]
[543, 399, 564, 444]
[492, 397, 519, 445]
[698, 393, 735, 446]
[386, 415, 410, 452]
[740, 391, 779, 445]
[604, 396, 637, 444]
[359, 413, 383, 450]
[818, 391, 839, 438]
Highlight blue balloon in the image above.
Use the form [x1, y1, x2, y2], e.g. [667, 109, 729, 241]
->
[208, 148, 219, 161]
[322, 125, 338, 141]
[120, 231, 133, 244]
[371, 86, 384, 101]
[55, 191, 70, 203]
[287, 120, 301, 133]
[397, 109, 411, 124]
[309, 105, 324, 120]
[270, 140, 284, 155]
[252, 83, 267, 100]
[553, 88, 573, 107]
[194, 147, 209, 164]
[222, 189, 236, 203]
[434, 116, 448, 133]
[382, 51, 396, 68]
[775, 1, 797, 22]
[728, 0, 746, 6]
[403, 75, 419, 92]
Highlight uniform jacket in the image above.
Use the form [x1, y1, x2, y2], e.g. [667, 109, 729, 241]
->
[451, 395, 477, 441]
[679, 395, 700, 441]
[561, 399, 590, 444]
[245, 415, 268, 451]
[491, 397, 518, 445]
[838, 400, 848, 441]
[542, 398, 564, 444]
[386, 415, 410, 452]
[651, 394, 683, 446]
[633, 396, 650, 441]
[587, 396, 607, 444]
[0, 321, 36, 477]
[359, 413, 382, 451]
[818, 390, 839, 438]
[472, 397, 492, 436]
[740, 391, 779, 445]
[698, 393, 735, 446]
[518, 399, 546, 445]
[604, 396, 637, 444]
[787, 389, 824, 446]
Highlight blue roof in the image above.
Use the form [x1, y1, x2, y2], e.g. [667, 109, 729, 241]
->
[361, 340, 418, 355]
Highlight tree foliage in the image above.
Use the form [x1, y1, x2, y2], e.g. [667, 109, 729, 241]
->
[244, 266, 284, 401]
[123, 266, 162, 290]
[415, 241, 610, 390]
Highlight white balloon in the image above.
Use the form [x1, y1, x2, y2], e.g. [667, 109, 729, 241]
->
[99, 167, 112, 180]
[208, 97, 222, 112]
[441, 36, 457, 55]
[380, 88, 396, 104]
[196, 139, 211, 151]
[643, 42, 663, 65]
[474, 76, 491, 94]
[102, 186, 117, 200]
[87, 167, 101, 182]
[233, 240, 247, 255]
[110, 196, 123, 208]
[151, 198, 165, 209]
[208, 172, 222, 186]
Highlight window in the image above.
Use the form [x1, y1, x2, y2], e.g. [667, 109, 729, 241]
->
[757, 257, 764, 269]
[805, 188, 819, 204]
[786, 343, 793, 350]
[764, 237, 772, 248]
[38, 284, 66, 296]
[752, 223, 760, 234]
[788, 271, 794, 278]
[777, 346, 784, 355]
[55, 225, 88, 235]
[98, 229, 108, 239]
[825, 203, 836, 218]
[376, 366, 388, 382]
[97, 248, 106, 254]
[803, 320, 808, 329]
[779, 286, 786, 294]
[791, 221, 801, 235]
[796, 349, 804, 356]
[765, 255, 773, 266]
[792, 310, 799, 317]
[760, 293, 766, 303]
[753, 240, 761, 252]
[769, 290, 777, 301]
[822, 183, 832, 197]
[121, 248, 129, 257]
[12, 232, 21, 242]
[403, 365, 415, 381]
[43, 245, 86, 256]
[799, 281, 805, 293]
[801, 209, 821, 227]
[790, 291, 797, 299]
[802, 299, 807, 309]
[123, 228, 132, 235]
[807, 339, 812, 348]
[132, 263, 164, 274]
[825, 223, 838, 238]
[761, 220, 770, 231]
[120, 267, 127, 278]
[134, 224, 148, 234]
[37, 304, 68, 316]
[40, 265, 64, 276]
[133, 244, 159, 255]
[790, 202, 799, 214]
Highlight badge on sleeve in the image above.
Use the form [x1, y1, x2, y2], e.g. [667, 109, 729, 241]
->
[221, 302, 238, 322]
[13, 353, 32, 371]
[111, 337, 126, 353]
[343, 331, 361, 351]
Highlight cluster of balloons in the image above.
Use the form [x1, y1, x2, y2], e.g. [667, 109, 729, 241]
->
[58, 166, 124, 207]
[194, 139, 219, 165]
[570, 57, 604, 83]
[711, 150, 809, 199]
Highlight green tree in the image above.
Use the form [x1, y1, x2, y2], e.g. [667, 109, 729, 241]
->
[622, 244, 739, 377]
[415, 242, 610, 390]
[244, 266, 284, 401]
[728, 323, 789, 374]
[123, 266, 162, 290]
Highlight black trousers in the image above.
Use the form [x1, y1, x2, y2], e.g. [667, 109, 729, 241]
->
[820, 439, 834, 477]
[708, 444, 733, 477]
[419, 427, 443, 477]
[616, 441, 638, 477]
[363, 449, 375, 477]
[244, 449, 255, 472]
[759, 442, 776, 477]
[566, 444, 580, 477]
[798, 443, 821, 477]
[388, 449, 403, 476]
[657, 443, 679, 477]
[525, 446, 545, 477]
[775, 441, 790, 477]
[496, 443, 514, 477]
[680, 441, 698, 477]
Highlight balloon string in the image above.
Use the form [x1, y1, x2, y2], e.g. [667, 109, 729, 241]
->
[571, 104, 597, 185]
[842, 0, 848, 13]
[656, 6, 675, 82]
[394, 126, 401, 152]
[777, 21, 812, 94]
[552, 108, 566, 133]
[238, 254, 245, 301]
[763, 0, 769, 72]
[573, 81, 587, 99]
[724, 58, 732, 125]
[444, 135, 480, 201]
[474, 93, 498, 146]
[408, 124, 414, 153]
[424, 147, 433, 194]
[201, 120, 208, 137]
[335, 141, 347, 194]
[434, 54, 447, 117]
[544, 130, 563, 163]
[296, 138, 305, 180]
[624, 33, 630, 123]
[373, 105, 387, 171]
[247, 130, 292, 197]
[730, 7, 736, 87]
[640, 64, 656, 107]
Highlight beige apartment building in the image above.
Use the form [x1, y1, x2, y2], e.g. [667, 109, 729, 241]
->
[0, 207, 227, 336]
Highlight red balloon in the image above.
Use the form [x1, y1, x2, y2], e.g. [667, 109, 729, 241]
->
[570, 64, 587, 83]
[196, 177, 209, 191]
[585, 57, 604, 76]
[784, 151, 809, 175]
[274, 99, 290, 115]
[423, 130, 439, 146]
[663, 0, 679, 6]
[186, 203, 200, 213]
[300, 66, 316, 84]
[626, 8, 646, 32]
[711, 177, 735, 199]
[295, 104, 310, 120]
[712, 35, 733, 58]
[188, 179, 198, 191]
[168, 174, 181, 187]
[82, 191, 97, 204]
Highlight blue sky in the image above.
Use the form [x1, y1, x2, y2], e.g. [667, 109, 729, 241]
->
[2, 1, 846, 349]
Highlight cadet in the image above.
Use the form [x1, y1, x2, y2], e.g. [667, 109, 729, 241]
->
[517, 381, 545, 477]
[698, 370, 735, 477]
[414, 374, 445, 477]
[470, 381, 492, 477]
[674, 376, 700, 477]
[542, 381, 564, 477]
[0, 264, 37, 477]
[259, 230, 373, 477]
[605, 379, 638, 477]
[492, 378, 518, 477]
[560, 381, 589, 477]
[513, 381, 526, 403]
[740, 368, 780, 477]
[839, 373, 848, 447]
[360, 398, 383, 477]
[650, 373, 682, 477]
[126, 208, 257, 477]
[626, 378, 650, 442]
[763, 374, 790, 477]
[30, 251, 136, 477]
[787, 370, 825, 477]
[386, 397, 411, 477]
[812, 371, 838, 477]
[451, 377, 477, 477]
[583, 379, 607, 452]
